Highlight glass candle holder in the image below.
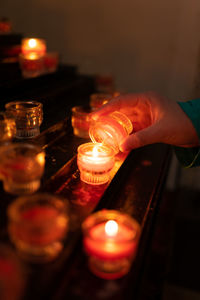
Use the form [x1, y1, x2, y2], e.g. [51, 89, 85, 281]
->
[0, 143, 45, 195]
[89, 93, 112, 110]
[0, 112, 16, 144]
[0, 244, 25, 300]
[19, 53, 45, 78]
[77, 142, 115, 185]
[7, 193, 69, 262]
[82, 210, 141, 280]
[0, 18, 12, 34]
[21, 38, 46, 56]
[5, 100, 43, 138]
[44, 52, 59, 73]
[71, 106, 92, 138]
[89, 111, 133, 153]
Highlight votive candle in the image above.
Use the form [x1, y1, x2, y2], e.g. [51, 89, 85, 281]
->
[82, 210, 141, 279]
[7, 194, 69, 262]
[21, 38, 46, 55]
[77, 142, 115, 185]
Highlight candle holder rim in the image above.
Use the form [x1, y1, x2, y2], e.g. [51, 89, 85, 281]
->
[110, 111, 133, 134]
[77, 142, 116, 157]
[89, 111, 133, 133]
[0, 142, 44, 156]
[5, 100, 43, 111]
[82, 210, 141, 242]
[7, 193, 68, 223]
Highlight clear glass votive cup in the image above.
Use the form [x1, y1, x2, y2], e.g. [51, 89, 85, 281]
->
[19, 53, 45, 78]
[7, 193, 69, 262]
[89, 111, 133, 154]
[21, 38, 46, 56]
[0, 143, 45, 195]
[71, 106, 92, 138]
[5, 100, 43, 138]
[0, 112, 16, 144]
[82, 210, 141, 280]
[44, 52, 59, 73]
[77, 142, 115, 185]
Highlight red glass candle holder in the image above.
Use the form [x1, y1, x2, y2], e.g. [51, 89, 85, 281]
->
[82, 210, 141, 279]
[21, 38, 46, 56]
[44, 52, 59, 73]
[89, 111, 133, 153]
[0, 18, 12, 34]
[0, 244, 25, 300]
[77, 142, 115, 185]
[0, 143, 45, 195]
[7, 194, 69, 262]
[19, 53, 45, 78]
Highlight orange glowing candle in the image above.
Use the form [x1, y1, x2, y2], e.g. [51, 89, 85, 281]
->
[21, 38, 46, 55]
[77, 142, 115, 185]
[83, 210, 141, 279]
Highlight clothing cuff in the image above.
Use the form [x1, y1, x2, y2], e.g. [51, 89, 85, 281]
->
[174, 100, 200, 167]
[178, 99, 200, 141]
[173, 146, 200, 168]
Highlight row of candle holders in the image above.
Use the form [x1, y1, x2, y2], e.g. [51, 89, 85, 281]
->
[0, 95, 133, 192]
[1, 203, 140, 298]
[7, 193, 140, 280]
[0, 95, 141, 280]
[71, 93, 140, 279]
[0, 100, 44, 194]
[20, 38, 59, 78]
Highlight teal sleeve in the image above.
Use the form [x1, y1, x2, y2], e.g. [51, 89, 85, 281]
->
[173, 99, 200, 168]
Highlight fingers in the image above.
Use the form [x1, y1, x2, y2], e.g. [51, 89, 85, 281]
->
[90, 97, 122, 120]
[90, 94, 140, 120]
[120, 124, 161, 151]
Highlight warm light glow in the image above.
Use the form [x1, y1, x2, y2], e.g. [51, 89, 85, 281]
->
[102, 100, 108, 105]
[28, 38, 37, 48]
[36, 153, 45, 166]
[92, 145, 99, 158]
[28, 53, 38, 60]
[105, 220, 118, 237]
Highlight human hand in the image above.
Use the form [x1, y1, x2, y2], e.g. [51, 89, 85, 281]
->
[90, 92, 199, 151]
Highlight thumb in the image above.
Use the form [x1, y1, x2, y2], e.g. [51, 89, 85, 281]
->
[120, 124, 162, 151]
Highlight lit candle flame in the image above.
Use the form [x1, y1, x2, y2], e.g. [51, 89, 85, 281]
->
[28, 38, 37, 48]
[105, 220, 118, 237]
